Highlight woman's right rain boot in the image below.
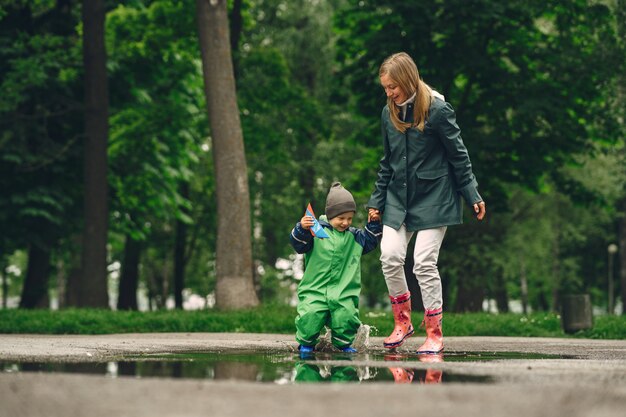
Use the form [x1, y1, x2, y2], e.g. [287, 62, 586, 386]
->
[383, 291, 414, 349]
[416, 307, 444, 354]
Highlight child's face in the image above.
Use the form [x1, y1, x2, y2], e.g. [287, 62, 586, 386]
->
[329, 212, 354, 232]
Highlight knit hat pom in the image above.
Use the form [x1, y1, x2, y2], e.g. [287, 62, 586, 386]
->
[325, 182, 356, 220]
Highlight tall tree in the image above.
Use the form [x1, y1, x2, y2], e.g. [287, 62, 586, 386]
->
[173, 183, 190, 309]
[80, 0, 110, 308]
[616, 0, 626, 315]
[0, 1, 84, 309]
[18, 245, 50, 309]
[117, 234, 141, 310]
[196, 0, 258, 309]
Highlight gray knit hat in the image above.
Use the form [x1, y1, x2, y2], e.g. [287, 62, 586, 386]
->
[325, 182, 356, 220]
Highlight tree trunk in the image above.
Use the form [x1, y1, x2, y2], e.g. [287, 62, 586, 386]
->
[617, 197, 626, 315]
[173, 184, 189, 309]
[65, 266, 81, 308]
[494, 271, 509, 313]
[117, 235, 141, 310]
[452, 231, 485, 312]
[80, 0, 109, 308]
[551, 218, 561, 312]
[454, 278, 485, 312]
[161, 261, 169, 308]
[56, 259, 66, 309]
[2, 264, 8, 309]
[617, 0, 626, 316]
[19, 245, 51, 309]
[229, 0, 243, 77]
[520, 256, 529, 315]
[196, 0, 259, 309]
[64, 234, 82, 307]
[173, 218, 187, 309]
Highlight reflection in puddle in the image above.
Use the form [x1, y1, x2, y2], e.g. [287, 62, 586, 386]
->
[295, 363, 360, 382]
[386, 353, 443, 384]
[1, 350, 565, 384]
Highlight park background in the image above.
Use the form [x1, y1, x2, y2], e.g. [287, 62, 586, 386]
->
[1, 0, 625, 335]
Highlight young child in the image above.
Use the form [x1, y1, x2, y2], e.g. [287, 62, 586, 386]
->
[290, 182, 382, 354]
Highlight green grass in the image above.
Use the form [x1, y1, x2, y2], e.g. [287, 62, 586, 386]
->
[0, 305, 624, 339]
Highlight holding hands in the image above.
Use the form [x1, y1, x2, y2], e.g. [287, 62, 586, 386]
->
[368, 208, 381, 222]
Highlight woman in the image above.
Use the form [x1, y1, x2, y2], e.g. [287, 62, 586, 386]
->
[368, 52, 486, 354]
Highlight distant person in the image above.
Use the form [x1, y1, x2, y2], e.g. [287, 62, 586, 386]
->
[368, 52, 486, 354]
[290, 182, 382, 354]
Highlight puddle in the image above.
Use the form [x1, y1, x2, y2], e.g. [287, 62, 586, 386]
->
[0, 350, 570, 384]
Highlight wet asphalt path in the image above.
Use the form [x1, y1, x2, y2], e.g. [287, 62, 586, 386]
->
[1, 333, 625, 417]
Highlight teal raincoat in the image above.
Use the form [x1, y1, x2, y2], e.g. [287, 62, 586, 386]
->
[367, 96, 482, 231]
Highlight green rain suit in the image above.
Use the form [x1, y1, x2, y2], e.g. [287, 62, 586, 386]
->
[290, 215, 382, 349]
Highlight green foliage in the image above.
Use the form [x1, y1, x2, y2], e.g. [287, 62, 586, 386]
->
[335, 0, 620, 203]
[0, 1, 84, 252]
[364, 310, 625, 339]
[1, 0, 624, 315]
[107, 0, 203, 240]
[103, 1, 220, 300]
[0, 305, 296, 334]
[1, 308, 624, 339]
[255, 266, 294, 304]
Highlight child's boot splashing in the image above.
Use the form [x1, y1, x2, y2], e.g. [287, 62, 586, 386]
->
[352, 324, 371, 351]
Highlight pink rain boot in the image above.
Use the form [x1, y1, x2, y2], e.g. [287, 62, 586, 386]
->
[383, 292, 414, 349]
[416, 308, 444, 354]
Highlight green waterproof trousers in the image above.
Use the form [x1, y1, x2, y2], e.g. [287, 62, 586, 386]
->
[294, 226, 365, 349]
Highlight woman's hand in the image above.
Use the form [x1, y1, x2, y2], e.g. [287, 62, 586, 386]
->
[368, 208, 381, 222]
[473, 201, 486, 220]
[300, 215, 314, 230]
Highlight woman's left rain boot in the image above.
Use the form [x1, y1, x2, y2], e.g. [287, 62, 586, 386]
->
[416, 308, 443, 354]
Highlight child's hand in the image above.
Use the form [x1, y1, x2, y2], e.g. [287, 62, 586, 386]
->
[300, 215, 314, 230]
[368, 208, 381, 222]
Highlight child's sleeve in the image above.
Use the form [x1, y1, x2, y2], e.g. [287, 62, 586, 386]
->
[290, 222, 314, 254]
[352, 220, 383, 255]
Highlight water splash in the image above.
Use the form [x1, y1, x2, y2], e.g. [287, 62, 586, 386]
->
[353, 324, 372, 351]
[314, 324, 376, 352]
[315, 327, 334, 351]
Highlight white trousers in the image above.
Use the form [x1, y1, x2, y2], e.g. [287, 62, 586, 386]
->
[380, 224, 447, 311]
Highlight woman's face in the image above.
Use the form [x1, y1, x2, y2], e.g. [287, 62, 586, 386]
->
[380, 73, 408, 105]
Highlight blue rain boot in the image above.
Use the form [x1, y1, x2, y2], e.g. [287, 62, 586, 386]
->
[341, 346, 357, 353]
[299, 345, 315, 358]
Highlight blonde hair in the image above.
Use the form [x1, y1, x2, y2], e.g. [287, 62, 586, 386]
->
[379, 52, 432, 132]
